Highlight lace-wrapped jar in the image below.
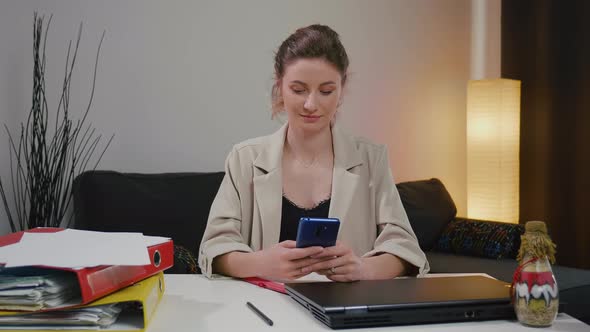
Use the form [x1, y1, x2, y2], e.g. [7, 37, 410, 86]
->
[512, 221, 558, 327]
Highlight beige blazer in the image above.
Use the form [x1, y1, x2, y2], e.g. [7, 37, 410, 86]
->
[198, 123, 429, 277]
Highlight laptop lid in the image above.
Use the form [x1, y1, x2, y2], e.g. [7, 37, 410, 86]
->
[285, 276, 512, 314]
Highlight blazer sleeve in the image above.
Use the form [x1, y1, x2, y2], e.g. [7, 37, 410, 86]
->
[198, 146, 254, 278]
[361, 147, 430, 276]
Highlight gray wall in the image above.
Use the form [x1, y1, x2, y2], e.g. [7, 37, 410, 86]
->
[0, 0, 481, 235]
[0, 1, 29, 234]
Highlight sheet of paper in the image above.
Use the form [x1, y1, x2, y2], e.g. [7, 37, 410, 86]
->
[2, 229, 152, 268]
[0, 268, 81, 311]
[0, 303, 122, 329]
[143, 235, 170, 247]
[0, 243, 23, 265]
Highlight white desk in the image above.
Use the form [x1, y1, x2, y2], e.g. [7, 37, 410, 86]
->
[147, 275, 589, 332]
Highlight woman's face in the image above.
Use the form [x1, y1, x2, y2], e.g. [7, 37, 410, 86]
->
[280, 58, 343, 133]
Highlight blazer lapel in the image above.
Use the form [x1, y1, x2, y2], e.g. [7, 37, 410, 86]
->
[329, 124, 364, 227]
[253, 124, 287, 249]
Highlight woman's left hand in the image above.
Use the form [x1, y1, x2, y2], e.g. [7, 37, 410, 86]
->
[300, 242, 368, 282]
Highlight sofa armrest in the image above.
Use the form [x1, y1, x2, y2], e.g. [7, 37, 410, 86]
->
[432, 217, 524, 259]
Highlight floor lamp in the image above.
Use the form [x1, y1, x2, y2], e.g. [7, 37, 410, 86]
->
[467, 79, 521, 223]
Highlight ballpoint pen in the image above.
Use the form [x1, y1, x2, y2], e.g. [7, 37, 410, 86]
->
[246, 301, 274, 326]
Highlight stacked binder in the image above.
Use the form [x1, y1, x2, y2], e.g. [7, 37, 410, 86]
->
[0, 228, 173, 331]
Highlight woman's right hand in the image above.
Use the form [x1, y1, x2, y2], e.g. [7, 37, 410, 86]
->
[254, 240, 324, 281]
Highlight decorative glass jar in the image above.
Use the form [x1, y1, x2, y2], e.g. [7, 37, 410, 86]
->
[513, 221, 558, 327]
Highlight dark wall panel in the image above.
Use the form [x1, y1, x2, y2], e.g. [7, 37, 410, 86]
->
[502, 0, 590, 269]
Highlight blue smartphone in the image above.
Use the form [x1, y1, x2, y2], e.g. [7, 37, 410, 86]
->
[295, 217, 340, 248]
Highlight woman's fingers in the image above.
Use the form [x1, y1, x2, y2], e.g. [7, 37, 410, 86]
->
[301, 255, 349, 274]
[292, 256, 328, 269]
[317, 261, 355, 275]
[327, 273, 356, 282]
[284, 246, 324, 261]
[279, 240, 297, 248]
[310, 243, 350, 258]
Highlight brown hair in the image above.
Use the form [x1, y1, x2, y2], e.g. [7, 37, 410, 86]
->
[271, 24, 349, 117]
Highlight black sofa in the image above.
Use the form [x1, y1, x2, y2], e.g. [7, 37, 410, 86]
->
[72, 171, 590, 324]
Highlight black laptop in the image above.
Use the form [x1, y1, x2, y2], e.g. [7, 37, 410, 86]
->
[285, 276, 515, 329]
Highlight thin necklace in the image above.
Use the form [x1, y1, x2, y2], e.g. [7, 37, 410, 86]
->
[293, 154, 318, 168]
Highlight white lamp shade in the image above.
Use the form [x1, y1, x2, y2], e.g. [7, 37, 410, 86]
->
[467, 79, 521, 223]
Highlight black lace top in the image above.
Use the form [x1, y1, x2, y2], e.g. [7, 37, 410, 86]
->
[279, 195, 331, 242]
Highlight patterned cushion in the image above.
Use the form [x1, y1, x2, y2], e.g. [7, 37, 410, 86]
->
[434, 218, 525, 259]
[173, 245, 198, 274]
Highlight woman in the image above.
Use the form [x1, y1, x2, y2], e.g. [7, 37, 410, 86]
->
[198, 24, 429, 281]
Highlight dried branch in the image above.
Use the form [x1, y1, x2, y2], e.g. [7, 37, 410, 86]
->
[0, 13, 112, 231]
